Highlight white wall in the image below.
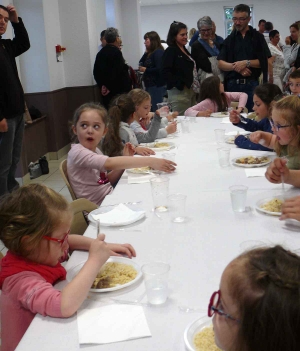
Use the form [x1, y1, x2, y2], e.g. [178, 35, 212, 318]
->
[141, 0, 300, 44]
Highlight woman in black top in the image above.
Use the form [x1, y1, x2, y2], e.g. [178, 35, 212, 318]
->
[162, 21, 199, 115]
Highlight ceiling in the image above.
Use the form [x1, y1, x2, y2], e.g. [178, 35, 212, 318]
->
[140, 0, 225, 5]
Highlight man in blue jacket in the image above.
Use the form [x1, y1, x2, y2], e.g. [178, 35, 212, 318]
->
[0, 4, 30, 196]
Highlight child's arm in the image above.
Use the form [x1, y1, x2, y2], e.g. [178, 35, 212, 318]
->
[249, 131, 276, 148]
[226, 92, 248, 112]
[265, 158, 300, 186]
[184, 100, 213, 117]
[235, 135, 273, 151]
[131, 114, 163, 143]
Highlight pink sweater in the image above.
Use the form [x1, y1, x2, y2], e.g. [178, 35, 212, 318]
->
[68, 143, 113, 205]
[184, 92, 248, 117]
[1, 272, 63, 351]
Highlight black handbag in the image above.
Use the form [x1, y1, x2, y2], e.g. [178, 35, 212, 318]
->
[39, 156, 49, 174]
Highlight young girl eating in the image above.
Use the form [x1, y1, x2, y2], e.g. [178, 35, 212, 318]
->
[68, 102, 176, 205]
[229, 83, 281, 151]
[0, 184, 136, 351]
[209, 245, 300, 350]
[250, 95, 300, 170]
[184, 76, 247, 117]
[128, 89, 177, 142]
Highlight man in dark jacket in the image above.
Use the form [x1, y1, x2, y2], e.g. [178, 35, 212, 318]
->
[93, 27, 131, 109]
[0, 4, 30, 196]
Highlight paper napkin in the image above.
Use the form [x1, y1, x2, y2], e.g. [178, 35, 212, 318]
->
[245, 168, 267, 177]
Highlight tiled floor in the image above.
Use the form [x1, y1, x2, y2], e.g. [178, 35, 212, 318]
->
[0, 155, 71, 257]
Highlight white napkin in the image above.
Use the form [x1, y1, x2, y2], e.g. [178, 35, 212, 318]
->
[245, 168, 267, 177]
[221, 117, 231, 124]
[91, 203, 145, 226]
[77, 304, 151, 345]
[128, 173, 155, 184]
[225, 130, 249, 136]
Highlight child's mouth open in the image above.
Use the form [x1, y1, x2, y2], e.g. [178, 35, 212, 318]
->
[87, 137, 94, 142]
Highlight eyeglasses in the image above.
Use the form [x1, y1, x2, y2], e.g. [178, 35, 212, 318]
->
[270, 119, 291, 132]
[208, 290, 240, 323]
[232, 17, 249, 22]
[43, 229, 70, 247]
[200, 28, 212, 33]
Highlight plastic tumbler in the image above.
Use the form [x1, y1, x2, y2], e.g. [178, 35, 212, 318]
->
[181, 119, 190, 133]
[229, 185, 248, 212]
[142, 262, 170, 305]
[168, 193, 187, 223]
[217, 148, 231, 167]
[150, 176, 169, 212]
[157, 102, 169, 117]
[214, 129, 225, 144]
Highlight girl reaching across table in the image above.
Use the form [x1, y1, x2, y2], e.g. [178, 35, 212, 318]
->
[0, 184, 136, 351]
[184, 75, 247, 117]
[209, 245, 300, 350]
[67, 102, 176, 205]
[229, 83, 282, 151]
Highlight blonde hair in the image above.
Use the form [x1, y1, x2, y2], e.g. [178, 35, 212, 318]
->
[273, 95, 300, 156]
[0, 184, 71, 258]
[128, 89, 151, 108]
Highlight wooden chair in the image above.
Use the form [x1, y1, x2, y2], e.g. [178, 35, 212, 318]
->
[69, 198, 98, 235]
[59, 159, 77, 201]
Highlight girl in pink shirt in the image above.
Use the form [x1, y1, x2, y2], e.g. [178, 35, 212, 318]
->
[68, 102, 176, 205]
[0, 183, 137, 351]
[184, 76, 248, 117]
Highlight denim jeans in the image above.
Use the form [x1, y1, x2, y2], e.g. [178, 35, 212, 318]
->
[0, 114, 24, 196]
[167, 86, 196, 115]
[226, 79, 259, 112]
[146, 85, 166, 112]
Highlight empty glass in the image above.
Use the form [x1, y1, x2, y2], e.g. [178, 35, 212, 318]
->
[214, 129, 225, 144]
[229, 185, 248, 212]
[168, 193, 187, 223]
[157, 102, 169, 117]
[150, 176, 169, 212]
[217, 148, 231, 167]
[181, 119, 190, 133]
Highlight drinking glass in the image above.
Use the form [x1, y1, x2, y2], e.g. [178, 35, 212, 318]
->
[229, 185, 248, 212]
[217, 148, 231, 168]
[214, 129, 225, 144]
[168, 193, 187, 223]
[181, 119, 190, 133]
[150, 176, 169, 212]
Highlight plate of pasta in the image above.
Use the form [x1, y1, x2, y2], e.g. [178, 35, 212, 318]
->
[255, 197, 284, 216]
[184, 316, 221, 351]
[126, 166, 153, 174]
[232, 155, 271, 168]
[210, 112, 229, 118]
[67, 257, 142, 292]
[140, 141, 175, 151]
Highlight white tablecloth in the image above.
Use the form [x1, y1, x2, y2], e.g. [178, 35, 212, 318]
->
[16, 117, 300, 351]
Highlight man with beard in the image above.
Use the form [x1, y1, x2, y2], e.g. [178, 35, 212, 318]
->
[218, 4, 270, 111]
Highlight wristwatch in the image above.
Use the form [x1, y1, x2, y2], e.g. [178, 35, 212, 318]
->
[246, 60, 250, 68]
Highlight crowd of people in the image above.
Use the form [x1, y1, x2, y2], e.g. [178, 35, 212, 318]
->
[1, 2, 300, 351]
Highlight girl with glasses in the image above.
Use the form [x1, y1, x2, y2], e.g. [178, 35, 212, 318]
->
[250, 95, 300, 170]
[209, 245, 300, 350]
[0, 183, 136, 351]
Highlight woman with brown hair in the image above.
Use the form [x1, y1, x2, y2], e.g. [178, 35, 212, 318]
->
[138, 31, 165, 111]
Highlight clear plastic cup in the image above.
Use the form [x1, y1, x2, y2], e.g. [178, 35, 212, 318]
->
[157, 102, 169, 117]
[229, 185, 248, 212]
[142, 262, 170, 305]
[181, 119, 190, 133]
[217, 148, 231, 168]
[214, 129, 225, 144]
[150, 176, 169, 212]
[168, 193, 187, 223]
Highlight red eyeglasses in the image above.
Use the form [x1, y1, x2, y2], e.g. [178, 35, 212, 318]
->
[43, 230, 70, 247]
[208, 290, 240, 323]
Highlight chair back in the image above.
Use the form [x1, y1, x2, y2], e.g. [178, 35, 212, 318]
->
[69, 198, 98, 235]
[59, 160, 77, 201]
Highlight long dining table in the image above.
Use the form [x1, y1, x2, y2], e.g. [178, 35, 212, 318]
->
[16, 116, 300, 351]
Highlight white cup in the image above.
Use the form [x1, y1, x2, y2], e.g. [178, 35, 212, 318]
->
[181, 119, 190, 133]
[157, 102, 169, 117]
[229, 185, 248, 212]
[162, 152, 176, 162]
[168, 193, 187, 223]
[142, 262, 170, 305]
[150, 176, 169, 212]
[214, 129, 225, 144]
[217, 148, 231, 168]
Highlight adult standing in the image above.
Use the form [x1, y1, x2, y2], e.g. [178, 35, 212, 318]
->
[162, 21, 199, 115]
[218, 4, 271, 112]
[283, 23, 299, 71]
[0, 4, 30, 197]
[258, 19, 266, 34]
[268, 30, 285, 90]
[263, 21, 273, 43]
[93, 27, 131, 109]
[98, 30, 106, 51]
[189, 21, 223, 49]
[191, 16, 222, 84]
[139, 31, 165, 111]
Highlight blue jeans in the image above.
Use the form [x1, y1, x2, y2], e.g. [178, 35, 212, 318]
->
[0, 114, 24, 196]
[146, 86, 166, 112]
[226, 79, 259, 112]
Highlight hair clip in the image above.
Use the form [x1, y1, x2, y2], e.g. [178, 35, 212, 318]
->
[172, 21, 179, 25]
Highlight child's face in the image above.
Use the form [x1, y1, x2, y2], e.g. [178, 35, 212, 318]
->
[73, 110, 107, 151]
[212, 263, 240, 350]
[289, 78, 300, 95]
[252, 94, 268, 118]
[136, 99, 151, 119]
[271, 108, 298, 146]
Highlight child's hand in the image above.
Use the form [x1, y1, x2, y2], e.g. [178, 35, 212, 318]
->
[106, 243, 136, 258]
[265, 158, 289, 184]
[249, 131, 263, 144]
[166, 122, 177, 134]
[150, 158, 176, 173]
[140, 115, 152, 129]
[196, 109, 212, 117]
[123, 142, 135, 156]
[229, 110, 241, 124]
[167, 111, 178, 122]
[157, 106, 169, 117]
[135, 146, 155, 156]
[280, 196, 300, 221]
[88, 234, 111, 263]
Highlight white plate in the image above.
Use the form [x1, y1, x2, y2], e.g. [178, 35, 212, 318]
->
[210, 112, 229, 118]
[67, 257, 142, 293]
[232, 156, 271, 168]
[140, 141, 175, 151]
[184, 316, 216, 351]
[88, 204, 146, 226]
[255, 197, 283, 216]
[225, 137, 235, 144]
